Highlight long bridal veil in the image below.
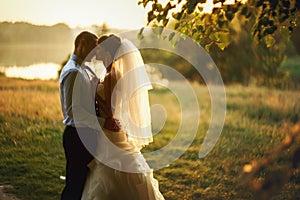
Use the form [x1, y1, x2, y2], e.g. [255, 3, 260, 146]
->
[111, 39, 153, 149]
[81, 38, 165, 200]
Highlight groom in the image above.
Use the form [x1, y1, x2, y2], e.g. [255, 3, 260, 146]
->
[59, 31, 120, 200]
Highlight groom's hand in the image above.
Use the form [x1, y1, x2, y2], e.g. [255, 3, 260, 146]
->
[104, 118, 121, 132]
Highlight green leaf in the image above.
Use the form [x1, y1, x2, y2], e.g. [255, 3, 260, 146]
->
[192, 28, 197, 35]
[165, 2, 175, 10]
[245, 12, 252, 18]
[187, 0, 198, 14]
[148, 11, 156, 22]
[241, 6, 248, 15]
[163, 18, 169, 26]
[279, 25, 291, 39]
[264, 26, 277, 35]
[213, 0, 221, 4]
[259, 17, 269, 26]
[152, 3, 157, 10]
[219, 32, 230, 44]
[143, 0, 150, 7]
[138, 27, 144, 40]
[205, 42, 213, 52]
[264, 35, 275, 48]
[197, 25, 204, 32]
[225, 12, 234, 21]
[212, 7, 221, 14]
[138, 33, 144, 40]
[170, 36, 180, 47]
[217, 19, 225, 28]
[181, 12, 186, 19]
[152, 26, 164, 36]
[174, 22, 180, 29]
[209, 32, 218, 41]
[172, 12, 182, 20]
[206, 26, 213, 35]
[168, 32, 176, 41]
[139, 27, 144, 34]
[216, 42, 227, 50]
[157, 3, 163, 12]
[157, 14, 164, 22]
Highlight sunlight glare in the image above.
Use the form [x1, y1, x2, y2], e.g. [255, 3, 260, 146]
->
[1, 63, 60, 80]
[202, 0, 219, 13]
[201, 0, 245, 13]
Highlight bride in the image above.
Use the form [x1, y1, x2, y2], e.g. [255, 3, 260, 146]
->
[81, 34, 165, 200]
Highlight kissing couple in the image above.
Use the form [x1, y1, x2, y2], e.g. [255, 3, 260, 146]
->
[59, 31, 165, 200]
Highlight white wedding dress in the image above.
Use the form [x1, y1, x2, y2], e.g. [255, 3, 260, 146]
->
[81, 39, 164, 200]
[81, 128, 164, 200]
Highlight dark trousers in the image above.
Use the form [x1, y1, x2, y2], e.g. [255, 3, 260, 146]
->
[61, 126, 98, 200]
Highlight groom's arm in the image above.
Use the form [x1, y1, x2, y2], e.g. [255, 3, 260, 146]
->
[64, 71, 76, 119]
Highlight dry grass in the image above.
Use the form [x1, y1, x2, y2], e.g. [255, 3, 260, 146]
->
[0, 77, 300, 199]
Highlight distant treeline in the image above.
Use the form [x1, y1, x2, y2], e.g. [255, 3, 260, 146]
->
[1, 21, 299, 88]
[0, 22, 73, 45]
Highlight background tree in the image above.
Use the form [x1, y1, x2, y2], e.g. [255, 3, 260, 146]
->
[210, 14, 290, 86]
[138, 0, 300, 87]
[92, 22, 110, 36]
[290, 18, 300, 54]
[139, 0, 300, 50]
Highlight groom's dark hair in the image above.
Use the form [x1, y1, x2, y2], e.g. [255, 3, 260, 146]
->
[74, 31, 97, 48]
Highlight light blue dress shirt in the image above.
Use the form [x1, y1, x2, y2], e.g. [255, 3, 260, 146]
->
[59, 54, 104, 130]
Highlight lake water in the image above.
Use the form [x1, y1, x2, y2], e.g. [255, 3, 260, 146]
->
[0, 63, 61, 80]
[0, 44, 169, 82]
[0, 44, 72, 80]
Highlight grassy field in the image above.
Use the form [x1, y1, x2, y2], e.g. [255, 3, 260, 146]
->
[0, 76, 300, 199]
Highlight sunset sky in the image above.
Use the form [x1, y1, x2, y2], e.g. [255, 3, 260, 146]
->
[0, 0, 149, 29]
[0, 0, 235, 29]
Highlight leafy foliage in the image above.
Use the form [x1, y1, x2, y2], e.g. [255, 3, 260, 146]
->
[138, 0, 300, 50]
[137, 18, 300, 87]
[138, 0, 300, 87]
[207, 14, 289, 87]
